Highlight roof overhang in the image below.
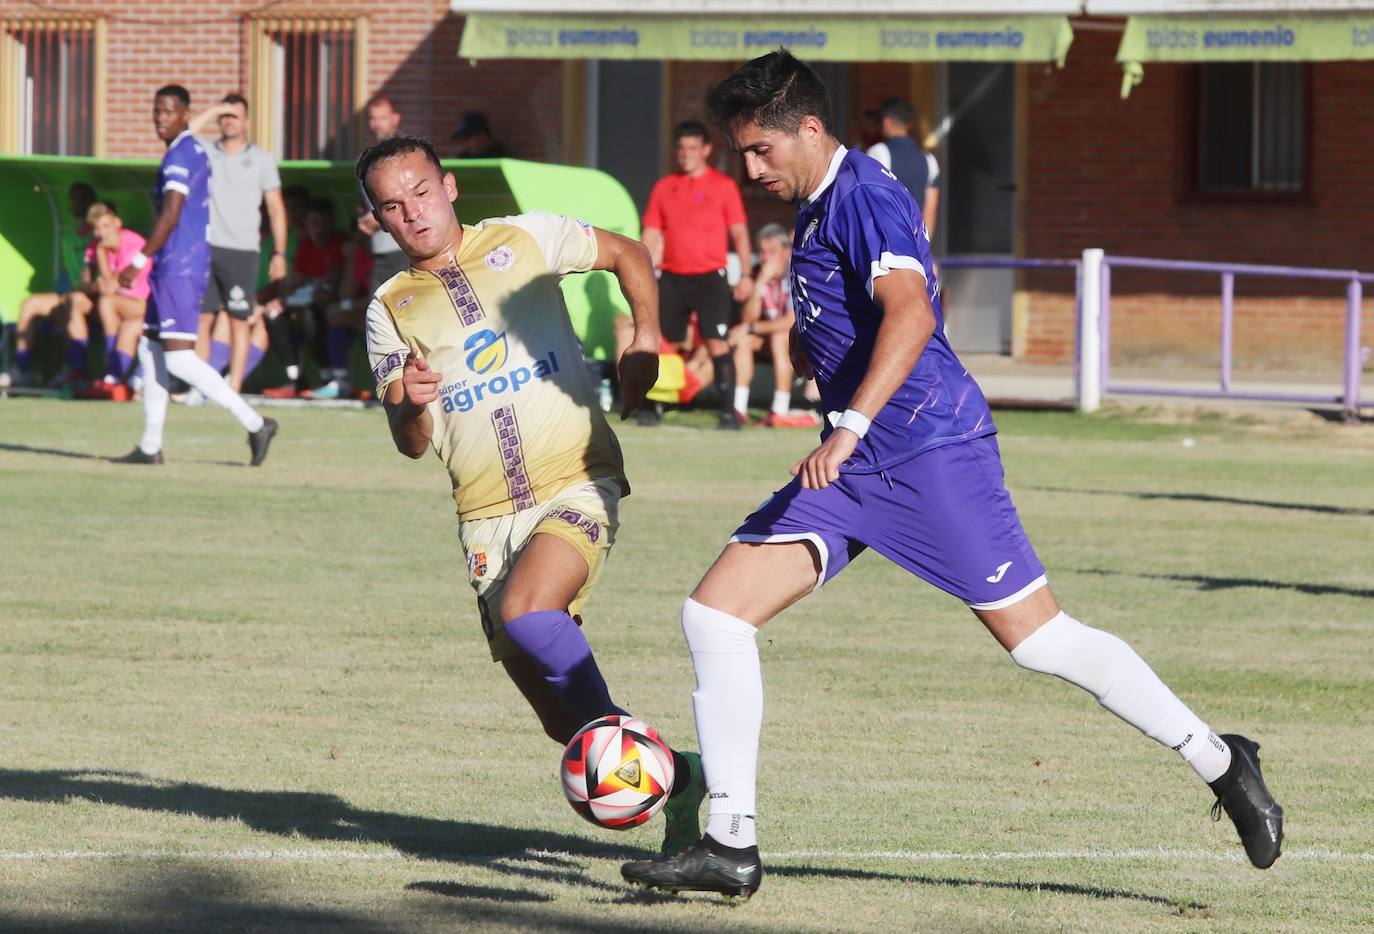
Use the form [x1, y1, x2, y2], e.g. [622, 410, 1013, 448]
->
[453, 6, 1077, 63]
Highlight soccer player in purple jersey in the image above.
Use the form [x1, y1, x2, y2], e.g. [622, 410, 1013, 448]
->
[114, 84, 277, 467]
[622, 49, 1283, 899]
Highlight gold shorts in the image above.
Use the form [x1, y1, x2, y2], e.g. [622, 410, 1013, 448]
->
[458, 477, 620, 661]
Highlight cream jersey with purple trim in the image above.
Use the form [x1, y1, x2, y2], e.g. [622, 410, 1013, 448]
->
[365, 212, 628, 520]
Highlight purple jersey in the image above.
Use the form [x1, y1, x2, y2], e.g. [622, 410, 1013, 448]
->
[154, 131, 212, 280]
[790, 147, 994, 473]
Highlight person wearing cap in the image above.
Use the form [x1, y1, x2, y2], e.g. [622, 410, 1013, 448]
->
[453, 112, 508, 159]
[866, 98, 941, 242]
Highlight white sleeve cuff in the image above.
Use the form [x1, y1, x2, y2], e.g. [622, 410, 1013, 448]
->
[163, 181, 190, 195]
[867, 251, 926, 297]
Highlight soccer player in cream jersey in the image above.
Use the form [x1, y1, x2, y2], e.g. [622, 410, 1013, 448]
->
[358, 135, 705, 854]
[621, 50, 1283, 899]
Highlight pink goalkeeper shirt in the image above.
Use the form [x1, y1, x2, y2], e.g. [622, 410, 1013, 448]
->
[85, 228, 152, 300]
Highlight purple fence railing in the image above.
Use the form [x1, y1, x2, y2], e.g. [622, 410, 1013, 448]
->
[939, 253, 1370, 416]
[1098, 254, 1371, 416]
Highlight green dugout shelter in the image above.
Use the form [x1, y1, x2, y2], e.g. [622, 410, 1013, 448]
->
[0, 156, 640, 361]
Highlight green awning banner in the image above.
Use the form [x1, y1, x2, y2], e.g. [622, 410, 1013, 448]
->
[459, 15, 1074, 65]
[1117, 14, 1374, 97]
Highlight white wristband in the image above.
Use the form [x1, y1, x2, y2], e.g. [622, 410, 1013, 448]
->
[836, 408, 871, 439]
[129, 251, 149, 270]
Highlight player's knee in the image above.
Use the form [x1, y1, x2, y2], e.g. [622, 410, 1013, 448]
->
[499, 589, 541, 623]
[1009, 612, 1121, 700]
[681, 598, 758, 652]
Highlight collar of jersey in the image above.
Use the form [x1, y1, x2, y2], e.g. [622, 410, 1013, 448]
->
[801, 144, 848, 209]
[169, 129, 193, 149]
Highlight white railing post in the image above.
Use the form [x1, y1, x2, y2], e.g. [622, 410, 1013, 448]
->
[1078, 248, 1104, 413]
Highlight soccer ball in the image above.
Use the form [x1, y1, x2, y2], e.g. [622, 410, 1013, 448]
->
[561, 715, 675, 830]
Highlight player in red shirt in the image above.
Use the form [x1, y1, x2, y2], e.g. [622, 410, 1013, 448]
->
[642, 121, 753, 429]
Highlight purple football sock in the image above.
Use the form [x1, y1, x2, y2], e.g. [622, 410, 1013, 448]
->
[326, 326, 354, 373]
[502, 610, 629, 725]
[104, 334, 117, 357]
[244, 344, 266, 380]
[16, 348, 32, 373]
[107, 349, 134, 381]
[208, 340, 231, 373]
[65, 339, 88, 372]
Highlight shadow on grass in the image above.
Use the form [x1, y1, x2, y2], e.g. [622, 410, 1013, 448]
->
[0, 441, 108, 461]
[0, 441, 247, 468]
[0, 767, 644, 865]
[769, 864, 1207, 910]
[1082, 567, 1374, 599]
[0, 863, 738, 934]
[1029, 485, 1373, 518]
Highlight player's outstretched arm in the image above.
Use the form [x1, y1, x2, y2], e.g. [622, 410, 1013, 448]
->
[591, 228, 661, 420]
[118, 191, 183, 288]
[790, 268, 934, 489]
[382, 352, 441, 459]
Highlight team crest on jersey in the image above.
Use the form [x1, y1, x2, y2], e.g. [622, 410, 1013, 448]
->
[484, 246, 515, 272]
[465, 328, 509, 374]
[468, 548, 489, 579]
[802, 219, 819, 246]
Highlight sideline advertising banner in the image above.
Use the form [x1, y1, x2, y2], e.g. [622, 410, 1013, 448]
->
[1117, 14, 1374, 97]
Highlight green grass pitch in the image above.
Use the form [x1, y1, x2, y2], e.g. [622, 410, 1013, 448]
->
[1, 398, 1371, 932]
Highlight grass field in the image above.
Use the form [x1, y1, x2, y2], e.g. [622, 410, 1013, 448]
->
[1, 397, 1371, 932]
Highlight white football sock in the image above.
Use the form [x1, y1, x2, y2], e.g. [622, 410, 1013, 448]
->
[285, 364, 300, 381]
[682, 597, 761, 849]
[1010, 612, 1232, 783]
[733, 386, 750, 414]
[137, 337, 169, 455]
[163, 349, 264, 433]
[771, 390, 790, 416]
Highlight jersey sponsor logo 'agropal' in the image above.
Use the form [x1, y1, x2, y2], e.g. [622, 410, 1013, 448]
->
[438, 328, 562, 414]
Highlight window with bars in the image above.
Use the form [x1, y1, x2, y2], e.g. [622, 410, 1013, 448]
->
[2, 18, 102, 156]
[1194, 62, 1307, 196]
[250, 17, 365, 161]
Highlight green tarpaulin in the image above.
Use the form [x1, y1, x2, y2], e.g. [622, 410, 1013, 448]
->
[459, 15, 1074, 65]
[0, 156, 639, 360]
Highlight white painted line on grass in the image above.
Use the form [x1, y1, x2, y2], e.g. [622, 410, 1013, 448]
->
[0, 847, 1369, 863]
[765, 848, 1374, 864]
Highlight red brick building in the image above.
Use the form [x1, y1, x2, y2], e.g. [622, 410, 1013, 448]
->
[3, 1, 1370, 370]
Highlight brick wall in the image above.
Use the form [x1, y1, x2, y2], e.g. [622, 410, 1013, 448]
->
[1023, 24, 1374, 367]
[0, 1, 567, 161]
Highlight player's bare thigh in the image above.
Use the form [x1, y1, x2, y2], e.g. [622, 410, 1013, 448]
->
[499, 532, 592, 622]
[972, 584, 1062, 652]
[690, 540, 820, 627]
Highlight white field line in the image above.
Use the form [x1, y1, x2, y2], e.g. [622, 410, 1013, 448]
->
[0, 847, 1369, 863]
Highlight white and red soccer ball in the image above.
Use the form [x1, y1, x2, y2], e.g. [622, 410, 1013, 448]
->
[561, 715, 675, 830]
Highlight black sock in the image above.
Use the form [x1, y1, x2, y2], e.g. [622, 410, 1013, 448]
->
[712, 353, 735, 412]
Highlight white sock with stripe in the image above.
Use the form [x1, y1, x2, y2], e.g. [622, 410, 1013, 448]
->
[682, 597, 761, 849]
[1010, 612, 1232, 783]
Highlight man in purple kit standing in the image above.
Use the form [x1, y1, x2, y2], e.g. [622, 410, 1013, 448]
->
[115, 84, 277, 466]
[621, 49, 1283, 900]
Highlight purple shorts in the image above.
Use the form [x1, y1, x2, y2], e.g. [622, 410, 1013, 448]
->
[144, 273, 209, 342]
[732, 436, 1047, 609]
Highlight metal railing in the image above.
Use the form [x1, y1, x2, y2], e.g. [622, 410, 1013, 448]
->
[1079, 250, 1371, 417]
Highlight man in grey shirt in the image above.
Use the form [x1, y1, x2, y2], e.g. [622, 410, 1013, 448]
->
[355, 96, 409, 290]
[191, 94, 288, 391]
